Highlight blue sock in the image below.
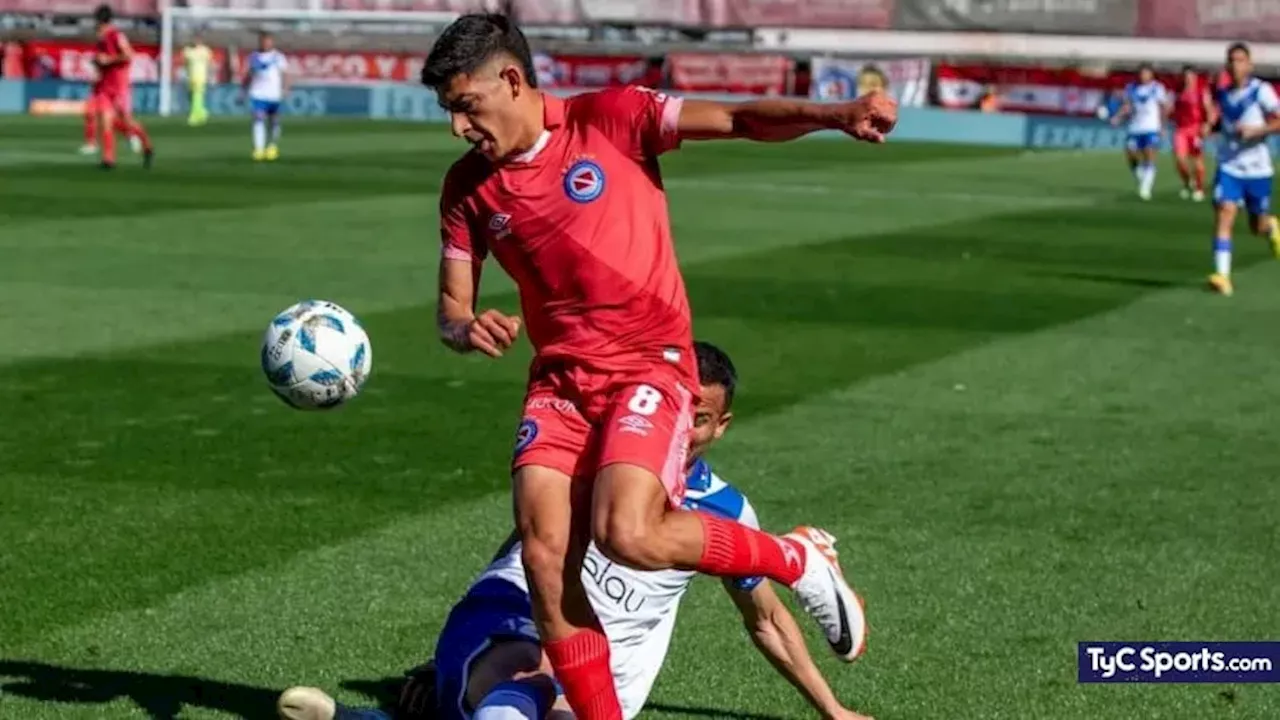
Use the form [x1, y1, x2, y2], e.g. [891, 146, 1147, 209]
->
[334, 704, 391, 720]
[474, 679, 549, 720]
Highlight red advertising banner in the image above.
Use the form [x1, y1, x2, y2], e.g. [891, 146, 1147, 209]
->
[668, 52, 792, 95]
[533, 52, 657, 88]
[1137, 0, 1280, 42]
[703, 0, 894, 29]
[22, 39, 165, 83]
[935, 63, 1197, 116]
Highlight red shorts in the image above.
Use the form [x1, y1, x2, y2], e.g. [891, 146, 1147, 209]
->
[91, 85, 132, 117]
[1174, 127, 1204, 157]
[512, 361, 695, 507]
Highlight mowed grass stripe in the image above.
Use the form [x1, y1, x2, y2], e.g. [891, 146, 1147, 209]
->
[5, 262, 1279, 719]
[0, 149, 1100, 364]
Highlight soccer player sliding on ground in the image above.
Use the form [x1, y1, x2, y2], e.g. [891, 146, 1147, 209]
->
[1207, 42, 1280, 296]
[425, 14, 895, 720]
[90, 3, 153, 170]
[277, 342, 873, 720]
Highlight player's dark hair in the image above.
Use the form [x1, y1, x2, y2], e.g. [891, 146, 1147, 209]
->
[93, 3, 113, 24]
[1181, 64, 1195, 74]
[421, 13, 537, 90]
[1138, 62, 1154, 73]
[694, 341, 737, 409]
[1228, 42, 1251, 59]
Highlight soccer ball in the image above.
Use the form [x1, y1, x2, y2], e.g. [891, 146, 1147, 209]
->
[261, 300, 372, 410]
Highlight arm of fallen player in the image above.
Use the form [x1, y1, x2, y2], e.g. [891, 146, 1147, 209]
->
[677, 94, 898, 144]
[723, 580, 873, 720]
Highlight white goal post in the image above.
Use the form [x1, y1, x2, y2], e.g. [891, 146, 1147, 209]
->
[157, 3, 459, 117]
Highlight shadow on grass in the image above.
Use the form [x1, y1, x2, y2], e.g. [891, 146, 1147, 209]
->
[0, 659, 278, 719]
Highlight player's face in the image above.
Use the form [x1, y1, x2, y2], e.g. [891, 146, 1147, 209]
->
[1139, 68, 1155, 84]
[688, 383, 732, 462]
[260, 35, 273, 51]
[1229, 49, 1252, 84]
[1183, 70, 1196, 87]
[437, 60, 530, 161]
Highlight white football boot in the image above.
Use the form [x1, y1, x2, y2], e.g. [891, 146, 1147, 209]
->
[785, 526, 868, 662]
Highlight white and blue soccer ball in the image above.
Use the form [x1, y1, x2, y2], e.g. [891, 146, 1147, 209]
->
[261, 300, 372, 410]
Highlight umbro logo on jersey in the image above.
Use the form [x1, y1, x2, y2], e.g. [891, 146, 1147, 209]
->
[489, 212, 512, 240]
[564, 160, 605, 203]
[618, 414, 653, 436]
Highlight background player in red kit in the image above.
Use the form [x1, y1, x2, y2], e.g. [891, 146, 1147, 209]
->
[91, 4, 153, 170]
[424, 15, 896, 719]
[1173, 64, 1211, 202]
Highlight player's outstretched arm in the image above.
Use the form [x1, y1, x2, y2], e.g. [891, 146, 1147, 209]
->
[723, 580, 872, 720]
[678, 93, 897, 144]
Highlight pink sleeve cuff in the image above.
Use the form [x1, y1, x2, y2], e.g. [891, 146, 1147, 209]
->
[658, 96, 684, 153]
[442, 244, 473, 262]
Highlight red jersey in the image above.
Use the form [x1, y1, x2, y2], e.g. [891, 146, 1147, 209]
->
[95, 25, 130, 92]
[1172, 77, 1206, 128]
[440, 87, 696, 384]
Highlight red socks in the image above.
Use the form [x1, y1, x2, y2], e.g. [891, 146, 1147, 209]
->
[544, 628, 622, 720]
[695, 512, 805, 587]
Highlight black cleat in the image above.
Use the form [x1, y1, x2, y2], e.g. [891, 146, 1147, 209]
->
[143, 148, 154, 169]
[99, 161, 115, 170]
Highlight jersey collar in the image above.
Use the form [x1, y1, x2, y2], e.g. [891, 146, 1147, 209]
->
[541, 91, 565, 130]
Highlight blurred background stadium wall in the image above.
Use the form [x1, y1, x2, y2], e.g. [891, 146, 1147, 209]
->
[2, 0, 1279, 145]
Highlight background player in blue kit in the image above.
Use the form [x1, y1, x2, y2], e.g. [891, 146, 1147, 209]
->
[1111, 63, 1171, 201]
[275, 342, 871, 720]
[1207, 42, 1280, 296]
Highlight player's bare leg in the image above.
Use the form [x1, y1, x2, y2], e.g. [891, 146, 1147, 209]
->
[1249, 211, 1280, 258]
[592, 463, 868, 662]
[515, 464, 621, 719]
[266, 110, 282, 161]
[1176, 152, 1193, 198]
[1193, 156, 1207, 201]
[1210, 202, 1238, 295]
[116, 107, 154, 169]
[1137, 146, 1158, 200]
[98, 106, 117, 169]
[81, 99, 99, 155]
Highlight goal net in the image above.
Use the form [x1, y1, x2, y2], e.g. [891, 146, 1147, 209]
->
[156, 0, 480, 116]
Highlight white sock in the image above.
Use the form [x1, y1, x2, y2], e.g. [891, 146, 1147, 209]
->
[253, 119, 266, 152]
[1214, 237, 1232, 276]
[1139, 163, 1156, 194]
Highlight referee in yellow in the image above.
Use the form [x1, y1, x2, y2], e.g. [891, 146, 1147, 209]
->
[183, 32, 212, 126]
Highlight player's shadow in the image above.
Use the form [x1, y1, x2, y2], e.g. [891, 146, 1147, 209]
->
[341, 677, 792, 720]
[0, 659, 279, 719]
[1033, 269, 1180, 289]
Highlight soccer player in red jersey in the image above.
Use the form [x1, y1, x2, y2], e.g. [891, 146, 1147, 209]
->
[1172, 64, 1212, 202]
[424, 15, 896, 719]
[91, 4, 153, 170]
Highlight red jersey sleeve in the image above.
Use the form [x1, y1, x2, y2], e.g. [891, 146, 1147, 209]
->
[576, 86, 684, 161]
[439, 160, 487, 263]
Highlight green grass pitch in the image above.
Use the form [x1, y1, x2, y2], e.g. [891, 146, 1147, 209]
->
[1, 116, 1278, 719]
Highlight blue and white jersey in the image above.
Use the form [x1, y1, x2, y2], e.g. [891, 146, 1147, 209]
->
[246, 49, 288, 102]
[1125, 81, 1170, 135]
[475, 457, 759, 720]
[1215, 77, 1280, 179]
